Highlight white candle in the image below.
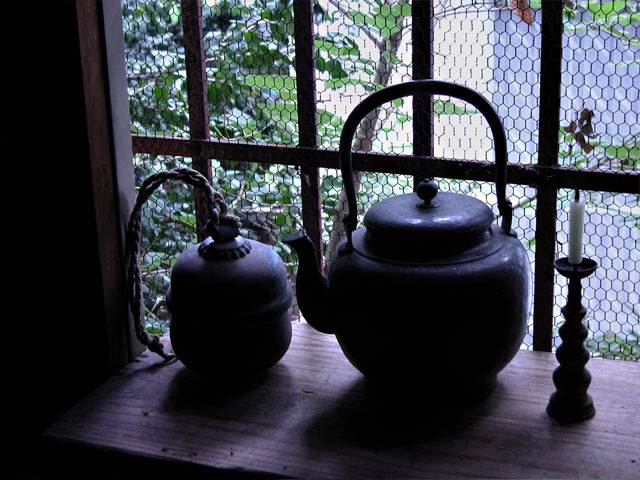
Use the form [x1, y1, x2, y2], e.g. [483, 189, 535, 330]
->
[568, 193, 585, 265]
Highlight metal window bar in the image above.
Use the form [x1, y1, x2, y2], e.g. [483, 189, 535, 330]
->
[293, 0, 323, 268]
[129, 0, 639, 354]
[181, 0, 212, 241]
[412, 0, 435, 184]
[533, 0, 563, 351]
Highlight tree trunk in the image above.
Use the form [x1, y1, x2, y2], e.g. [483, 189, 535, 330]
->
[324, 0, 408, 266]
[324, 0, 450, 267]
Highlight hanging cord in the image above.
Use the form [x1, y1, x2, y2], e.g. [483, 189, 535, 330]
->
[125, 167, 241, 360]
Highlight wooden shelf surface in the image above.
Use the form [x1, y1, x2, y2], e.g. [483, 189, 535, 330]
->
[43, 322, 639, 479]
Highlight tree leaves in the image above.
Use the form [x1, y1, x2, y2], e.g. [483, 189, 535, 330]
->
[346, 3, 410, 39]
[563, 0, 640, 46]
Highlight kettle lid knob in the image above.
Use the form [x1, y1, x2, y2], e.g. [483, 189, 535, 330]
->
[198, 222, 252, 261]
[416, 178, 439, 208]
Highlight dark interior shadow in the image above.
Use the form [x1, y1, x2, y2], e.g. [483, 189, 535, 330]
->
[164, 362, 292, 410]
[304, 376, 504, 448]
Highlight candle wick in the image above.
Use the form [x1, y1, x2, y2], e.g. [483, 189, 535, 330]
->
[574, 189, 580, 202]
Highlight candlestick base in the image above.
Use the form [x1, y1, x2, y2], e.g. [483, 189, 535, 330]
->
[547, 256, 598, 423]
[547, 391, 595, 423]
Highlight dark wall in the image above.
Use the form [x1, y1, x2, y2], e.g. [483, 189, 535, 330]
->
[16, 1, 114, 446]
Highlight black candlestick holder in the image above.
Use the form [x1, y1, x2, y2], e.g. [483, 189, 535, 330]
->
[547, 257, 598, 423]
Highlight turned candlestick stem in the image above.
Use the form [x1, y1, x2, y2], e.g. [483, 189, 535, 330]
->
[547, 257, 598, 423]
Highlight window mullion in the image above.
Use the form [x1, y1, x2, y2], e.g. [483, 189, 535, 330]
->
[293, 0, 323, 268]
[181, 0, 211, 240]
[533, 1, 564, 351]
[412, 0, 435, 186]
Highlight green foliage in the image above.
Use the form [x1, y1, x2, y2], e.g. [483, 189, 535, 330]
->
[557, 0, 640, 172]
[564, 0, 640, 46]
[587, 330, 640, 360]
[208, 159, 303, 253]
[123, 0, 188, 136]
[131, 154, 197, 331]
[586, 304, 640, 361]
[346, 2, 411, 38]
[559, 114, 639, 171]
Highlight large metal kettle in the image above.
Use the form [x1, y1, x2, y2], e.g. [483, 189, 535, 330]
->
[284, 80, 532, 405]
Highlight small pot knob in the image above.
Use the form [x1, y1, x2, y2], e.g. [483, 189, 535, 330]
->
[416, 178, 439, 208]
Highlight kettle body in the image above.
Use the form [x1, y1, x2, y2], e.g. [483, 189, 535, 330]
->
[167, 235, 293, 378]
[328, 224, 531, 400]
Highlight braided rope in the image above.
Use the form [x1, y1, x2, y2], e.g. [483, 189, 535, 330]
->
[125, 167, 241, 360]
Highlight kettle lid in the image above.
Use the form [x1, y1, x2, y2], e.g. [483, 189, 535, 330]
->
[363, 179, 494, 248]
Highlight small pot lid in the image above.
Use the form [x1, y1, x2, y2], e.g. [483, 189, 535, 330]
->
[362, 179, 494, 246]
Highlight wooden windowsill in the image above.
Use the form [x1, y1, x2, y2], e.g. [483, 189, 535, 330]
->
[42, 322, 639, 478]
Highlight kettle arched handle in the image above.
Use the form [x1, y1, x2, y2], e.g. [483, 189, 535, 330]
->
[339, 80, 513, 248]
[125, 167, 241, 360]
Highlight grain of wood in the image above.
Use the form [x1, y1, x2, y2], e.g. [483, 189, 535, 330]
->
[43, 323, 640, 479]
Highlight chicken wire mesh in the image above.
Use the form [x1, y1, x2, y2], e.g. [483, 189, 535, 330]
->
[129, 155, 197, 333]
[559, 0, 639, 173]
[124, 2, 189, 137]
[556, 1, 639, 360]
[123, 0, 638, 360]
[556, 189, 639, 360]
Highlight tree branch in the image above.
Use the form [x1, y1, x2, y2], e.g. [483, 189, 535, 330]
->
[324, 0, 410, 266]
[325, 0, 386, 50]
[324, 0, 452, 267]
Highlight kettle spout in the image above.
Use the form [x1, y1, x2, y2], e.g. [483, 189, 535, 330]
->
[283, 230, 336, 334]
